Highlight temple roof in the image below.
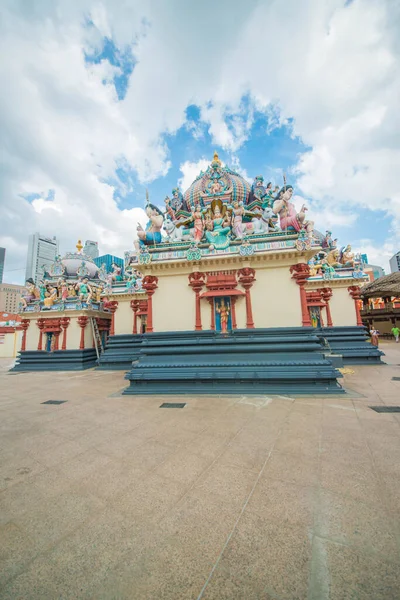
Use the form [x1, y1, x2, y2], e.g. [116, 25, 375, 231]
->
[360, 272, 400, 298]
[183, 152, 251, 210]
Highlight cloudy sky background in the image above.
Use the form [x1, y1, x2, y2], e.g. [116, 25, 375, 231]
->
[1, 0, 399, 283]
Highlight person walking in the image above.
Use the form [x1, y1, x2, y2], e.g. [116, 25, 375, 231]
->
[391, 325, 400, 343]
[370, 328, 379, 347]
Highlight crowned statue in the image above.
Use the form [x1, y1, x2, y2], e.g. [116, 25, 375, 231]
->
[135, 192, 164, 250]
[205, 199, 231, 250]
[272, 183, 314, 240]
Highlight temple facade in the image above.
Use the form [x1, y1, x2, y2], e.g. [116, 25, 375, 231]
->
[14, 153, 381, 385]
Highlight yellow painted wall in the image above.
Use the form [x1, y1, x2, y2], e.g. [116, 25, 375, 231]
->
[0, 331, 22, 358]
[329, 287, 357, 326]
[250, 266, 302, 328]
[153, 274, 196, 332]
[114, 298, 134, 335]
[25, 322, 39, 351]
[67, 318, 83, 350]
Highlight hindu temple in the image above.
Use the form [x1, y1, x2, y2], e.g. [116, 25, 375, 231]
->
[13, 152, 383, 393]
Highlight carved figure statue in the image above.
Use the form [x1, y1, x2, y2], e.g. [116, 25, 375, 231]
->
[253, 206, 278, 233]
[68, 284, 76, 297]
[340, 244, 356, 268]
[216, 298, 230, 334]
[272, 185, 314, 239]
[21, 278, 40, 309]
[325, 249, 342, 269]
[111, 263, 123, 281]
[43, 285, 58, 308]
[38, 279, 47, 301]
[57, 278, 69, 301]
[95, 285, 103, 302]
[75, 277, 93, 303]
[164, 217, 195, 242]
[251, 175, 271, 206]
[98, 263, 107, 282]
[136, 203, 164, 250]
[191, 204, 204, 243]
[231, 200, 246, 239]
[321, 231, 332, 249]
[171, 188, 184, 212]
[205, 200, 231, 250]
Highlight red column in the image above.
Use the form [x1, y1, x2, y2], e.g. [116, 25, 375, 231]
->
[130, 299, 140, 334]
[142, 276, 158, 333]
[77, 316, 88, 349]
[21, 319, 30, 351]
[320, 288, 333, 327]
[208, 298, 215, 330]
[231, 297, 237, 330]
[54, 331, 60, 351]
[37, 319, 45, 351]
[104, 300, 119, 336]
[348, 286, 363, 326]
[237, 268, 256, 329]
[188, 272, 206, 331]
[290, 263, 312, 327]
[60, 317, 70, 350]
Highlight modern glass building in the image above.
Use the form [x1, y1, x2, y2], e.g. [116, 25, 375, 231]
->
[93, 254, 124, 274]
[25, 233, 59, 284]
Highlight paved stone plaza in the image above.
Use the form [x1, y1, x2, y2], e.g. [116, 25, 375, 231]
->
[1, 344, 400, 599]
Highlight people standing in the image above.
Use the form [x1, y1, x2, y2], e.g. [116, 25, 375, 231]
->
[370, 328, 379, 347]
[391, 325, 400, 343]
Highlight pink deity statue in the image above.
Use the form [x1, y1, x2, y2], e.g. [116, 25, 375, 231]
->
[273, 185, 314, 239]
[191, 204, 204, 243]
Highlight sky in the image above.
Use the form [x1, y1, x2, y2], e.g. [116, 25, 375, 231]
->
[1, 0, 400, 284]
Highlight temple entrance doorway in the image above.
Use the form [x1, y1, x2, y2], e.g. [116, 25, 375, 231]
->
[214, 296, 232, 333]
[45, 332, 54, 352]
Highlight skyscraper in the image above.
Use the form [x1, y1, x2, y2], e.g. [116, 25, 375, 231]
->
[25, 233, 59, 284]
[83, 240, 99, 259]
[0, 247, 5, 283]
[389, 251, 400, 273]
[94, 254, 123, 274]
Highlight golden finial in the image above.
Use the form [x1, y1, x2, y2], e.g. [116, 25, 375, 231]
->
[76, 239, 83, 253]
[213, 150, 221, 166]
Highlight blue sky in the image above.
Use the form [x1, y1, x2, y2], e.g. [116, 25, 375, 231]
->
[1, 0, 399, 282]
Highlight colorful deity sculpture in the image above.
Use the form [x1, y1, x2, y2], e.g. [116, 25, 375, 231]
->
[216, 298, 230, 334]
[21, 278, 40, 309]
[191, 204, 204, 243]
[321, 231, 332, 249]
[57, 278, 69, 301]
[43, 284, 58, 308]
[205, 200, 232, 250]
[251, 176, 272, 207]
[171, 188, 185, 212]
[136, 203, 164, 249]
[230, 200, 247, 239]
[68, 284, 76, 297]
[325, 249, 342, 269]
[272, 185, 314, 239]
[111, 263, 123, 281]
[340, 244, 356, 268]
[75, 277, 93, 303]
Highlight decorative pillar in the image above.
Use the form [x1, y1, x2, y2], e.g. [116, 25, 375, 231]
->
[237, 268, 256, 329]
[60, 317, 70, 350]
[320, 288, 333, 327]
[231, 297, 237, 330]
[37, 319, 45, 351]
[348, 286, 363, 327]
[208, 298, 215, 330]
[20, 319, 30, 352]
[188, 272, 206, 331]
[290, 263, 312, 327]
[142, 276, 158, 333]
[77, 316, 89, 350]
[104, 300, 119, 336]
[54, 331, 61, 351]
[130, 299, 140, 334]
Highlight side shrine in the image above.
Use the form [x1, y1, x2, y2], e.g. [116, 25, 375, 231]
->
[13, 153, 383, 393]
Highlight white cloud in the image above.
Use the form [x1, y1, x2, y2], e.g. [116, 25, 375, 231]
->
[1, 0, 400, 280]
[178, 159, 210, 193]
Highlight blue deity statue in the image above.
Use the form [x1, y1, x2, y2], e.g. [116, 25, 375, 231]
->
[205, 200, 231, 250]
[251, 175, 273, 207]
[171, 188, 185, 212]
